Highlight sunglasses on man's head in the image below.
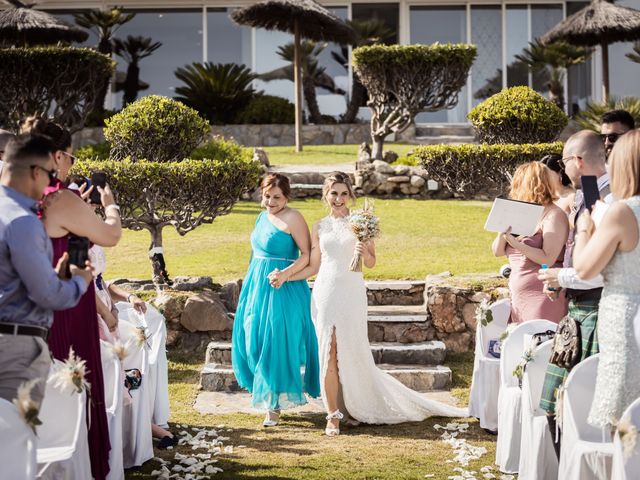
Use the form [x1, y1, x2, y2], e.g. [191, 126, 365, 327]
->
[600, 133, 621, 143]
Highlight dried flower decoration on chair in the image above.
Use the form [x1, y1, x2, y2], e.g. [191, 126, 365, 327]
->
[12, 379, 42, 433]
[475, 299, 493, 326]
[49, 347, 91, 394]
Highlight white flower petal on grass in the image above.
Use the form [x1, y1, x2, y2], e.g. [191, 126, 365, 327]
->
[224, 446, 233, 454]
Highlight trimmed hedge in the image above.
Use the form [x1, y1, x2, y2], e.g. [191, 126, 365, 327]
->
[467, 86, 567, 144]
[235, 94, 295, 124]
[409, 142, 564, 198]
[105, 95, 210, 162]
[0, 47, 114, 131]
[76, 142, 110, 161]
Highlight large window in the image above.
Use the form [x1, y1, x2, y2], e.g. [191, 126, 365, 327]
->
[506, 6, 529, 87]
[352, 3, 399, 44]
[207, 8, 251, 66]
[471, 6, 503, 106]
[410, 6, 468, 122]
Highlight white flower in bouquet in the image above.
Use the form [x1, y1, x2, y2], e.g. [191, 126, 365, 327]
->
[12, 378, 42, 433]
[49, 347, 91, 394]
[347, 199, 380, 272]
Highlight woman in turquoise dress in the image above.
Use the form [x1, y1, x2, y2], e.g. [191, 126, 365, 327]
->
[232, 174, 320, 427]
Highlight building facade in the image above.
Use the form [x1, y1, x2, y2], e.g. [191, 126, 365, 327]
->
[35, 0, 640, 124]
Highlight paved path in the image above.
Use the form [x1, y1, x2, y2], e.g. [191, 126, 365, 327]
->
[194, 390, 463, 415]
[269, 163, 355, 174]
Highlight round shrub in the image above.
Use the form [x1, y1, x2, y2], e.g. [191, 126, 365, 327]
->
[105, 95, 210, 162]
[411, 142, 564, 198]
[75, 141, 110, 161]
[467, 86, 567, 144]
[235, 94, 294, 124]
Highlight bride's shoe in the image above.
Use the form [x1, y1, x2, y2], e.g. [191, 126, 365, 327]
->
[263, 409, 280, 427]
[325, 410, 344, 437]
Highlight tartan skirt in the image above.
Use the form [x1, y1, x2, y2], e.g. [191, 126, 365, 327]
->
[539, 297, 600, 415]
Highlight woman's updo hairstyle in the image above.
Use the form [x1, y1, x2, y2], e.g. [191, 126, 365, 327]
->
[20, 116, 72, 151]
[261, 173, 291, 199]
[322, 171, 356, 206]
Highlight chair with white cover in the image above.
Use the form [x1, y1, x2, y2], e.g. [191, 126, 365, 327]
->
[37, 360, 90, 480]
[611, 396, 640, 480]
[0, 398, 37, 479]
[118, 318, 154, 469]
[518, 340, 558, 480]
[100, 340, 125, 480]
[469, 298, 510, 431]
[116, 301, 170, 428]
[495, 319, 557, 474]
[558, 354, 614, 480]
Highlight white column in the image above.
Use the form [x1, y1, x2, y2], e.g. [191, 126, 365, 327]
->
[202, 6, 208, 63]
[399, 0, 410, 45]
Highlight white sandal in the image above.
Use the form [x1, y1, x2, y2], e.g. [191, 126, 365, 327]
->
[325, 410, 344, 437]
[263, 409, 280, 427]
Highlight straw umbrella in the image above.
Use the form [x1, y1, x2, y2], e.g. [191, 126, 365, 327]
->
[541, 0, 640, 102]
[231, 0, 356, 152]
[0, 7, 88, 46]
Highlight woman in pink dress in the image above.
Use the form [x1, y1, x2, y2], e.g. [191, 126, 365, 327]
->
[492, 162, 569, 323]
[24, 117, 122, 480]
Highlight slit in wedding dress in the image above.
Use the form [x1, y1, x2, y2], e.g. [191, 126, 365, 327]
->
[321, 326, 348, 419]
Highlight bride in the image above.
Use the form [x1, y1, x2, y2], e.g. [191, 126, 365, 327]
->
[270, 172, 467, 436]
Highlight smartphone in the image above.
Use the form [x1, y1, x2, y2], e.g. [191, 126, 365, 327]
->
[66, 235, 90, 277]
[581, 175, 600, 212]
[89, 172, 107, 205]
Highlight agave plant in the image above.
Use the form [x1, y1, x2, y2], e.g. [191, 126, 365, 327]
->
[331, 19, 395, 123]
[113, 35, 162, 106]
[574, 96, 640, 132]
[174, 62, 257, 125]
[515, 40, 591, 110]
[258, 40, 342, 124]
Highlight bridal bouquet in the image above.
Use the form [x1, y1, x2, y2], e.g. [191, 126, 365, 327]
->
[347, 199, 380, 272]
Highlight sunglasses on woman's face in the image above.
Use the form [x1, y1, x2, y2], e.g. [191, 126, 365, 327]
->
[61, 151, 77, 165]
[30, 164, 58, 183]
[600, 133, 622, 144]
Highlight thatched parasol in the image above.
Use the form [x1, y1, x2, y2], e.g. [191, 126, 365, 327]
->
[541, 0, 640, 101]
[231, 0, 357, 151]
[0, 7, 89, 46]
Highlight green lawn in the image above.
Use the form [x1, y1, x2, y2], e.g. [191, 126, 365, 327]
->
[125, 351, 497, 480]
[105, 199, 503, 283]
[263, 143, 416, 166]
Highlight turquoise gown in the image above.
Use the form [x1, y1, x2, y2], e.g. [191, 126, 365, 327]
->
[232, 211, 320, 410]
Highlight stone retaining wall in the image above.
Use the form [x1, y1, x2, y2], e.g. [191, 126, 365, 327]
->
[117, 274, 508, 354]
[355, 159, 445, 198]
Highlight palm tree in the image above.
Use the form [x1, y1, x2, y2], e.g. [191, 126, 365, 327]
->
[332, 19, 394, 123]
[626, 42, 640, 64]
[113, 35, 161, 106]
[515, 39, 591, 110]
[74, 8, 136, 114]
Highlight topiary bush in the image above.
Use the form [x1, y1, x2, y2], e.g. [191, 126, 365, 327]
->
[353, 43, 476, 159]
[467, 86, 567, 144]
[72, 138, 260, 285]
[190, 136, 250, 161]
[235, 94, 295, 124]
[104, 95, 210, 162]
[574, 96, 640, 132]
[410, 142, 563, 198]
[0, 47, 114, 132]
[76, 141, 110, 161]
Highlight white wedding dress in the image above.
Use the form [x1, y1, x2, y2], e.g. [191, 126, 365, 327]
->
[311, 216, 468, 424]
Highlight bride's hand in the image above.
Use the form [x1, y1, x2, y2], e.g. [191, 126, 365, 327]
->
[355, 241, 368, 257]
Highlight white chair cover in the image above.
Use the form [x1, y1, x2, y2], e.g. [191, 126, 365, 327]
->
[518, 340, 558, 480]
[558, 354, 614, 480]
[611, 397, 640, 480]
[469, 298, 510, 431]
[100, 340, 125, 480]
[118, 319, 154, 469]
[0, 398, 37, 479]
[495, 319, 557, 474]
[37, 360, 89, 480]
[116, 302, 170, 428]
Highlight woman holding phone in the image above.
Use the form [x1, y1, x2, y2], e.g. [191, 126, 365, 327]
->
[22, 117, 122, 480]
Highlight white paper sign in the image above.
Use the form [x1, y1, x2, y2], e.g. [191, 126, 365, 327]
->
[484, 198, 545, 237]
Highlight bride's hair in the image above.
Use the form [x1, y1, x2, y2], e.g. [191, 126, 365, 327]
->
[322, 171, 356, 206]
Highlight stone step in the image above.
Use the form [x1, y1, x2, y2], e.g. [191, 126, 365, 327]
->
[368, 304, 428, 324]
[413, 135, 477, 145]
[415, 124, 475, 137]
[199, 363, 452, 393]
[205, 340, 445, 366]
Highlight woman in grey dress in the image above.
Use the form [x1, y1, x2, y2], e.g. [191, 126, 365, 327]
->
[573, 129, 640, 429]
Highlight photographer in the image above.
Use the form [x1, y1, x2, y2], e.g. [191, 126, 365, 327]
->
[0, 134, 93, 405]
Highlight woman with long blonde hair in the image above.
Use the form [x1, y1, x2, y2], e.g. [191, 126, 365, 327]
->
[492, 161, 569, 323]
[284, 172, 466, 436]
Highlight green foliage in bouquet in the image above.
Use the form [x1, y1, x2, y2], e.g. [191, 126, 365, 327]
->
[410, 142, 563, 198]
[468, 86, 567, 144]
[105, 95, 210, 162]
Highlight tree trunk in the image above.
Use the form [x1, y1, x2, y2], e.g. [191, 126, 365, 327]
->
[90, 39, 113, 117]
[371, 134, 385, 160]
[303, 76, 322, 124]
[293, 20, 303, 152]
[342, 78, 366, 124]
[123, 62, 140, 106]
[148, 225, 172, 286]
